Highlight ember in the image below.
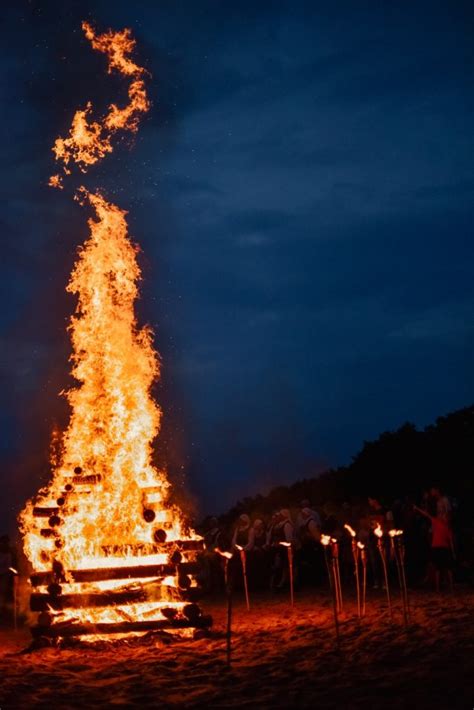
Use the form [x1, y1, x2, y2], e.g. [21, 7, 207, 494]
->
[18, 22, 210, 642]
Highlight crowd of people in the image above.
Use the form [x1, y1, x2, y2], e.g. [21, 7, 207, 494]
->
[199, 486, 469, 596]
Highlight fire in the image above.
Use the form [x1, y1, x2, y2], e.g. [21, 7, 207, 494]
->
[19, 21, 208, 641]
[374, 523, 383, 538]
[51, 22, 149, 179]
[321, 534, 331, 546]
[388, 529, 403, 538]
[344, 523, 356, 538]
[21, 190, 189, 574]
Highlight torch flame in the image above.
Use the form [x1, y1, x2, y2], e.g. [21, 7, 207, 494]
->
[356, 542, 365, 550]
[388, 529, 403, 538]
[321, 534, 331, 546]
[216, 550, 233, 560]
[374, 523, 383, 538]
[279, 541, 291, 548]
[344, 523, 356, 538]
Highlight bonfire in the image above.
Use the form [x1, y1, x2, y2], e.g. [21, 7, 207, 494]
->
[19, 22, 210, 642]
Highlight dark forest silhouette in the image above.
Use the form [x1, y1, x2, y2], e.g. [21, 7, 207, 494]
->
[220, 405, 474, 525]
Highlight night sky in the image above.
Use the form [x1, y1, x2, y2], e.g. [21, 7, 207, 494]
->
[2, 1, 474, 532]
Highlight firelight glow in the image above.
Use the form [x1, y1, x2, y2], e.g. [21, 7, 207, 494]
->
[19, 21, 203, 638]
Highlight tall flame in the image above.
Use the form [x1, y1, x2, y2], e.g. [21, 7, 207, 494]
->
[20, 190, 188, 573]
[19, 22, 199, 636]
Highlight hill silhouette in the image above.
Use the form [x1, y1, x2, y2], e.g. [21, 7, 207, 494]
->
[220, 405, 474, 524]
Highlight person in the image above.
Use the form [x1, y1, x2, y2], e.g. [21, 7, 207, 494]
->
[414, 505, 455, 592]
[298, 507, 321, 544]
[232, 513, 251, 550]
[297, 507, 324, 586]
[275, 509, 294, 544]
[201, 517, 228, 593]
[245, 519, 268, 590]
[204, 517, 224, 551]
[296, 499, 321, 536]
[430, 487, 452, 521]
[246, 519, 267, 552]
[265, 511, 281, 548]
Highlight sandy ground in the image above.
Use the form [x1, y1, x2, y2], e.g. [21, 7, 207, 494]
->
[0, 587, 473, 709]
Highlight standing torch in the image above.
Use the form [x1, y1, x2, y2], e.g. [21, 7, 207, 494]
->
[357, 542, 367, 617]
[374, 523, 392, 620]
[344, 524, 361, 618]
[9, 567, 19, 631]
[330, 537, 343, 614]
[389, 529, 409, 627]
[235, 544, 250, 611]
[279, 541, 294, 607]
[216, 549, 234, 666]
[321, 534, 340, 644]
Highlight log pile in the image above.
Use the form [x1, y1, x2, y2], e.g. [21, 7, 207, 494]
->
[29, 537, 211, 640]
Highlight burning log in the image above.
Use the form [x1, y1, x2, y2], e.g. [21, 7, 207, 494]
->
[40, 529, 58, 538]
[183, 603, 201, 622]
[30, 561, 200, 587]
[71, 474, 101, 485]
[99, 539, 204, 556]
[30, 585, 185, 612]
[33, 507, 60, 518]
[48, 515, 62, 528]
[47, 583, 62, 597]
[31, 615, 213, 639]
[153, 528, 167, 544]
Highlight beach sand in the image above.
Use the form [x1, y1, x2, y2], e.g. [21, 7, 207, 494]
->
[0, 587, 473, 708]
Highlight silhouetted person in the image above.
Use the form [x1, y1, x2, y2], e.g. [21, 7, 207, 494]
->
[414, 506, 455, 592]
[232, 514, 251, 549]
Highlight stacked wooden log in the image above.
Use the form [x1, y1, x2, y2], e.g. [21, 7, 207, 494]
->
[29, 538, 211, 639]
[27, 473, 212, 640]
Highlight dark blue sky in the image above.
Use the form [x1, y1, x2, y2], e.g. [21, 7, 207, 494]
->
[2, 0, 473, 530]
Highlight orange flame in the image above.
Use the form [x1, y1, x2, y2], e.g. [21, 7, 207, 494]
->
[374, 523, 383, 538]
[344, 523, 356, 538]
[20, 189, 190, 574]
[19, 22, 199, 635]
[51, 22, 149, 180]
[388, 529, 403, 538]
